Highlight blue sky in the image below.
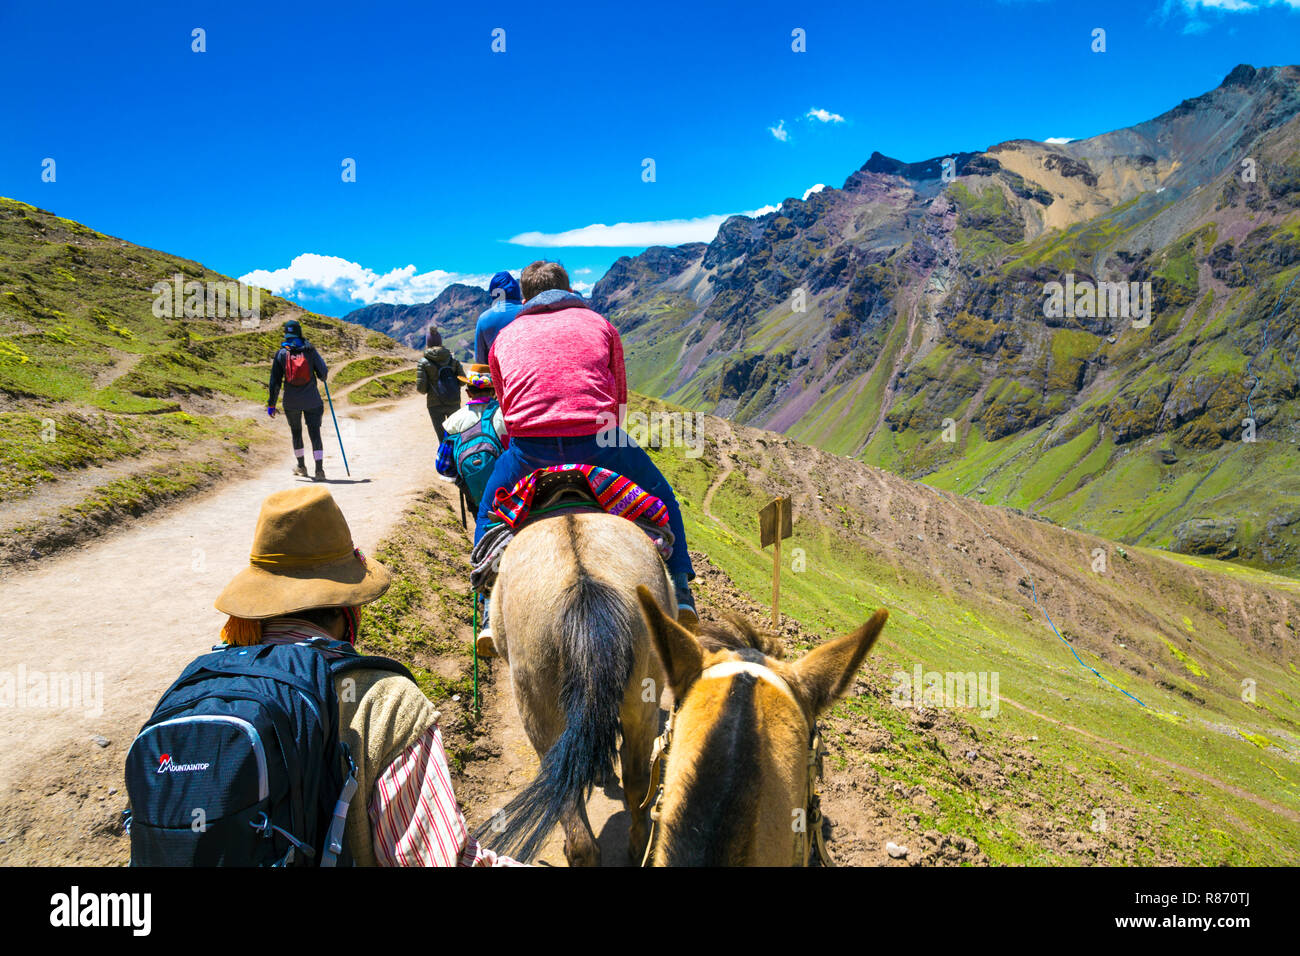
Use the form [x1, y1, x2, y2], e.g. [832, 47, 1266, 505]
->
[2, 0, 1299, 318]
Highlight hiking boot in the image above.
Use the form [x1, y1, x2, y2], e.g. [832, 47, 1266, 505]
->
[673, 574, 700, 631]
[292, 461, 309, 478]
[313, 463, 326, 481]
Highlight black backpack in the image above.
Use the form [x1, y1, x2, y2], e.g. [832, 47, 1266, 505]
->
[434, 362, 461, 403]
[124, 638, 413, 867]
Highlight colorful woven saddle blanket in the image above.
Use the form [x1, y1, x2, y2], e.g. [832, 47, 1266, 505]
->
[490, 464, 670, 530]
[470, 465, 674, 594]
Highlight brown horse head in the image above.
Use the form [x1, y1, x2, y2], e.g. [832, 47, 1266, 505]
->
[636, 586, 887, 866]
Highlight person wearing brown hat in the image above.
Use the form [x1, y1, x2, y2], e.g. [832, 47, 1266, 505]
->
[214, 485, 520, 866]
[440, 363, 505, 440]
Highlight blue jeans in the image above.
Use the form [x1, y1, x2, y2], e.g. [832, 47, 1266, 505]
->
[474, 430, 695, 580]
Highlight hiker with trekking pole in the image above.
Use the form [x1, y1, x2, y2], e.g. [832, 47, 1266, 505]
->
[267, 318, 334, 481]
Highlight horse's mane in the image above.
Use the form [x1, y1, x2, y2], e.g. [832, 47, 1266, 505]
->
[697, 613, 787, 660]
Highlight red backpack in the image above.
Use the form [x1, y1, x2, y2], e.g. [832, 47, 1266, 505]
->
[284, 349, 313, 387]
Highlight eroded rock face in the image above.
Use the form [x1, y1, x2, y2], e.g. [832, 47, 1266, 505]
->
[1173, 518, 1239, 559]
[1043, 153, 1099, 188]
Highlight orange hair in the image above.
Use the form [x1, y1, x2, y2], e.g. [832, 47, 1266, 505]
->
[220, 615, 263, 647]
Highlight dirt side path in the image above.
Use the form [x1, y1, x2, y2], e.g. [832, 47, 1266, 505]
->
[0, 397, 442, 864]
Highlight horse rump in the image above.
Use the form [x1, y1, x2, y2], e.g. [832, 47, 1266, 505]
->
[475, 573, 636, 861]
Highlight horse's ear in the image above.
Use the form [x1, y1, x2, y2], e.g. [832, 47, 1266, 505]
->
[791, 609, 888, 717]
[636, 585, 703, 697]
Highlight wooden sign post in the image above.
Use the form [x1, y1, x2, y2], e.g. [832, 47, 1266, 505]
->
[758, 496, 793, 627]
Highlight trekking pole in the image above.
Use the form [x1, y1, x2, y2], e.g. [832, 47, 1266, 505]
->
[458, 486, 467, 530]
[470, 588, 481, 716]
[322, 379, 351, 477]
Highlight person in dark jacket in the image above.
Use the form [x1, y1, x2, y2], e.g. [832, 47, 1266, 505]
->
[473, 271, 524, 364]
[416, 344, 465, 441]
[268, 318, 330, 480]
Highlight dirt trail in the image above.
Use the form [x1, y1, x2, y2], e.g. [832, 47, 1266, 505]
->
[456, 659, 640, 867]
[0, 388, 643, 866]
[0, 397, 442, 861]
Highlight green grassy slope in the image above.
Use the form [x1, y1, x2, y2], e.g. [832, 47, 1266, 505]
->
[0, 197, 412, 554]
[641, 393, 1300, 864]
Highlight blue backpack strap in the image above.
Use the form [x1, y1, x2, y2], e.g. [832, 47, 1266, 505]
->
[477, 400, 504, 450]
[292, 636, 416, 685]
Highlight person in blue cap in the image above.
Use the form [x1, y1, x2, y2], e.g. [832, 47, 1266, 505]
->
[267, 318, 330, 480]
[474, 271, 524, 364]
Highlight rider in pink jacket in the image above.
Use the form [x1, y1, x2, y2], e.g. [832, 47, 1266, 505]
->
[475, 261, 697, 645]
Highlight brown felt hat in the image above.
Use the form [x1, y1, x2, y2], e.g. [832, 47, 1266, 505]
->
[214, 486, 391, 619]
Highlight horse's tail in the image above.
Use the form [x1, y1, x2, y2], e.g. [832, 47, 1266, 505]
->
[477, 573, 636, 861]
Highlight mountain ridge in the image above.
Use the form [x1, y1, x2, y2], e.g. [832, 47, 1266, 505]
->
[342, 283, 489, 354]
[589, 64, 1300, 572]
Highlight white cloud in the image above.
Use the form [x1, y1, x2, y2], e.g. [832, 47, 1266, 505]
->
[1167, 0, 1299, 17]
[1044, 137, 1075, 144]
[507, 211, 768, 248]
[771, 109, 848, 142]
[1166, 0, 1299, 36]
[806, 107, 846, 124]
[504, 184, 826, 248]
[240, 253, 491, 306]
[572, 281, 595, 294]
[1180, 0, 1297, 9]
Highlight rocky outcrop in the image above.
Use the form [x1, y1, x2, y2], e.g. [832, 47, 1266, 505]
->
[1173, 519, 1239, 559]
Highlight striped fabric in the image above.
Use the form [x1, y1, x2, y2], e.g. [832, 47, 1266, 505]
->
[370, 725, 520, 867]
[262, 618, 330, 645]
[488, 463, 670, 531]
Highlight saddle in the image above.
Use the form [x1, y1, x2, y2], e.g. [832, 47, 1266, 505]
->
[496, 468, 611, 525]
[470, 466, 674, 594]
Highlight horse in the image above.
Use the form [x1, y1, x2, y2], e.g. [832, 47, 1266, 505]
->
[476, 512, 674, 866]
[634, 585, 888, 866]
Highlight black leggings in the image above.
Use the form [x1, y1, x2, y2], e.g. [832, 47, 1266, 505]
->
[286, 407, 324, 456]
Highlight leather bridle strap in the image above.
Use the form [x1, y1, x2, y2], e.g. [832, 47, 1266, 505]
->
[639, 660, 833, 867]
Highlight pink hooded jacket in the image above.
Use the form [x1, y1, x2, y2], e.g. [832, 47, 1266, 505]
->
[488, 292, 627, 439]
